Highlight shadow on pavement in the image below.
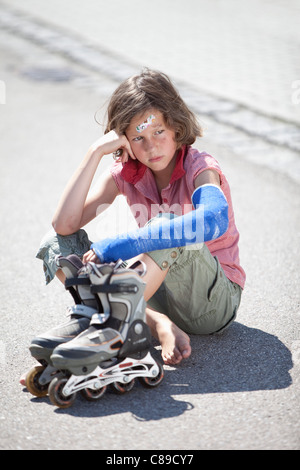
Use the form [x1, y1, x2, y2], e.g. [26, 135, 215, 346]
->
[29, 322, 292, 421]
[183, 322, 293, 394]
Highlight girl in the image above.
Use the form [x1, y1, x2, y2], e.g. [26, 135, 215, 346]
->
[37, 69, 245, 366]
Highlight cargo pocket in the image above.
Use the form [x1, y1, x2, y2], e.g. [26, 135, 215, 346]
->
[207, 257, 226, 302]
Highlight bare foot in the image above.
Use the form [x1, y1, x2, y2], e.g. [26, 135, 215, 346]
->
[147, 308, 191, 365]
[158, 322, 191, 365]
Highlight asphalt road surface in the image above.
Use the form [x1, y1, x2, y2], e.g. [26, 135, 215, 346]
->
[0, 4, 299, 450]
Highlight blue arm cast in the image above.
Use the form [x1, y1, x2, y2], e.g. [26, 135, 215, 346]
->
[91, 184, 229, 263]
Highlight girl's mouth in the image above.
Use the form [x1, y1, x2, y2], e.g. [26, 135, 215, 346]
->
[149, 156, 163, 163]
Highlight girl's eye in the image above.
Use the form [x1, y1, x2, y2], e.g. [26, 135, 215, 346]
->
[132, 129, 164, 142]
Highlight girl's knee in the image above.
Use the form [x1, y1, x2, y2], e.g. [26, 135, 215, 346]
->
[35, 228, 92, 284]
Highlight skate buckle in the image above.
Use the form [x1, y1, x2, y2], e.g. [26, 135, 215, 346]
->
[91, 312, 110, 325]
[67, 304, 98, 318]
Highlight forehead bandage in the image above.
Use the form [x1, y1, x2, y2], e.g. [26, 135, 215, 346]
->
[136, 115, 156, 133]
[91, 185, 229, 263]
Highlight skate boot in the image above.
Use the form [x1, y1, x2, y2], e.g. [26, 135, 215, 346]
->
[48, 260, 164, 408]
[25, 255, 101, 397]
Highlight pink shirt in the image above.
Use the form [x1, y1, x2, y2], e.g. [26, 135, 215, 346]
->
[110, 145, 246, 289]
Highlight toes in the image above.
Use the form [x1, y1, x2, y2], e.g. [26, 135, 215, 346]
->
[181, 346, 191, 359]
[162, 343, 191, 365]
[162, 348, 182, 365]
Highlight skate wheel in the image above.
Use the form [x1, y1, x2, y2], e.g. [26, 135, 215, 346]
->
[110, 379, 135, 394]
[48, 377, 76, 409]
[139, 362, 164, 388]
[80, 386, 107, 401]
[25, 365, 48, 398]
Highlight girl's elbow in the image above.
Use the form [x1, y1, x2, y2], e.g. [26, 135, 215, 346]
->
[52, 218, 77, 236]
[52, 219, 65, 235]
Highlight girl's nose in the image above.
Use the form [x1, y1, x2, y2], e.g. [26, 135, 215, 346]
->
[144, 137, 155, 152]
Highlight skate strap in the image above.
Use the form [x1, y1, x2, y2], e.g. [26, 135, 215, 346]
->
[56, 254, 84, 275]
[126, 259, 147, 277]
[90, 283, 139, 294]
[64, 276, 104, 310]
[64, 277, 90, 304]
[64, 277, 90, 288]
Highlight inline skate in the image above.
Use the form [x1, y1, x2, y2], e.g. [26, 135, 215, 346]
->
[48, 260, 164, 408]
[25, 255, 101, 398]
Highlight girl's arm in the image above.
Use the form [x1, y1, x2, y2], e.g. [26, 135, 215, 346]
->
[52, 131, 134, 235]
[91, 171, 228, 263]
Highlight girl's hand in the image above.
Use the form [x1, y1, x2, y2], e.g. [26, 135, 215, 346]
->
[90, 130, 136, 164]
[82, 249, 99, 264]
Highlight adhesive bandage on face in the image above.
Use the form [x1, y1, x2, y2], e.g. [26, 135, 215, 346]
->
[136, 115, 156, 133]
[91, 185, 229, 263]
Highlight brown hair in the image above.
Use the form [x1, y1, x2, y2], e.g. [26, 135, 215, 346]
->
[105, 69, 203, 147]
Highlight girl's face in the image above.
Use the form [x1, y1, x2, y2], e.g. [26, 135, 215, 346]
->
[125, 109, 178, 174]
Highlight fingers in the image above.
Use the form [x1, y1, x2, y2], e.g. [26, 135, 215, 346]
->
[82, 249, 99, 264]
[113, 142, 136, 163]
[95, 130, 135, 161]
[113, 132, 136, 162]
